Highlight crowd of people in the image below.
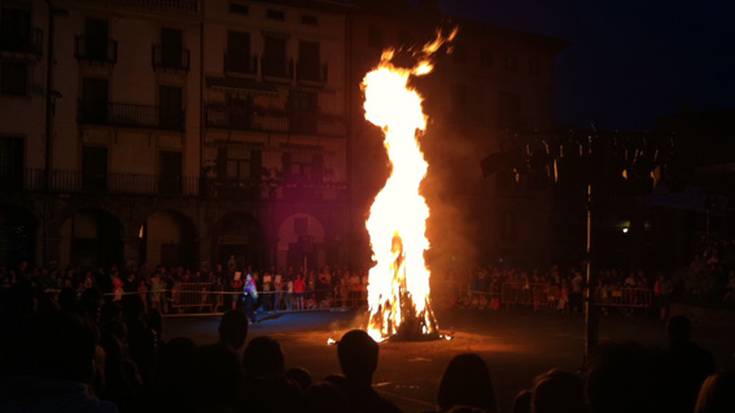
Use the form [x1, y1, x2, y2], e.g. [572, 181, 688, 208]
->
[678, 235, 735, 306]
[0, 260, 372, 318]
[1, 267, 732, 413]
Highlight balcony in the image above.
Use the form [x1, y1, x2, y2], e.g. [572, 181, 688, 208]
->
[224, 53, 258, 76]
[0, 168, 199, 196]
[78, 100, 185, 131]
[206, 104, 345, 137]
[152, 45, 190, 72]
[111, 0, 199, 13]
[296, 62, 328, 84]
[75, 36, 117, 64]
[261, 57, 293, 81]
[0, 27, 43, 59]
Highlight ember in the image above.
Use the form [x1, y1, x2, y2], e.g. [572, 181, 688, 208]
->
[362, 28, 457, 342]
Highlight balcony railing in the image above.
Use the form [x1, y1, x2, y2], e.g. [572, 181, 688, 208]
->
[152, 45, 190, 72]
[206, 104, 345, 137]
[0, 168, 199, 196]
[111, 0, 199, 12]
[0, 27, 43, 57]
[224, 53, 258, 75]
[296, 62, 328, 84]
[78, 100, 185, 131]
[1, 167, 347, 201]
[75, 35, 117, 64]
[261, 57, 293, 80]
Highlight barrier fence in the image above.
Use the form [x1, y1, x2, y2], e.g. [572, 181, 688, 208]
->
[9, 281, 653, 315]
[464, 282, 655, 310]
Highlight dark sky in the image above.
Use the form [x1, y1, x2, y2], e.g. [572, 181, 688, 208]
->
[439, 0, 735, 129]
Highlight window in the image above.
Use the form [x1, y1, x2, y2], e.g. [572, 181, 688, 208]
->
[226, 31, 252, 73]
[298, 41, 320, 81]
[0, 6, 31, 53]
[0, 137, 24, 191]
[161, 27, 183, 68]
[1, 62, 27, 95]
[498, 91, 522, 129]
[302, 15, 318, 26]
[159, 151, 182, 195]
[266, 9, 285, 21]
[217, 146, 261, 181]
[262, 35, 287, 77]
[82, 146, 108, 192]
[159, 85, 183, 129]
[368, 25, 383, 48]
[229, 2, 248, 15]
[81, 78, 109, 122]
[289, 90, 318, 133]
[84, 18, 109, 60]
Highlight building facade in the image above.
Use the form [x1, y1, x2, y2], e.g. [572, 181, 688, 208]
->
[1, 0, 561, 271]
[1, 0, 349, 271]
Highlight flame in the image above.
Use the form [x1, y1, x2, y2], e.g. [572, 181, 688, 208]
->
[362, 28, 456, 342]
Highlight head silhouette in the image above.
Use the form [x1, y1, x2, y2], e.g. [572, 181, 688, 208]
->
[243, 336, 285, 379]
[218, 310, 248, 352]
[32, 311, 96, 382]
[513, 390, 532, 413]
[532, 369, 586, 413]
[437, 353, 497, 412]
[337, 329, 378, 385]
[667, 315, 692, 347]
[695, 373, 735, 413]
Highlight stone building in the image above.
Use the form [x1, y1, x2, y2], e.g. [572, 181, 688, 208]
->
[0, 0, 561, 271]
[1, 0, 349, 271]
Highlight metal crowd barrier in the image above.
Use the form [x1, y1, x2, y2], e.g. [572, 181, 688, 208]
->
[465, 283, 654, 310]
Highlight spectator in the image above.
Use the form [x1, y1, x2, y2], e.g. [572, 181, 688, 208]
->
[531, 369, 586, 413]
[0, 311, 118, 413]
[513, 390, 532, 413]
[286, 367, 313, 391]
[304, 381, 348, 413]
[334, 329, 401, 413]
[191, 343, 242, 413]
[241, 336, 301, 413]
[218, 309, 249, 357]
[666, 315, 716, 413]
[694, 372, 735, 413]
[437, 353, 497, 413]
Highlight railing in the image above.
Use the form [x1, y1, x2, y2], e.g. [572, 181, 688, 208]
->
[75, 35, 117, 64]
[462, 283, 654, 311]
[0, 27, 43, 56]
[152, 45, 190, 72]
[224, 53, 258, 75]
[111, 0, 199, 12]
[296, 62, 328, 84]
[78, 100, 185, 130]
[261, 57, 293, 80]
[0, 168, 199, 196]
[205, 104, 345, 137]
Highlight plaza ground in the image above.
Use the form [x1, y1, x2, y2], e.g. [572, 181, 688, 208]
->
[164, 309, 735, 412]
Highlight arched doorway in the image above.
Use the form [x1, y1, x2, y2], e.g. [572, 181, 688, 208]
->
[60, 209, 123, 268]
[140, 210, 198, 269]
[277, 213, 325, 272]
[213, 212, 263, 269]
[0, 205, 37, 266]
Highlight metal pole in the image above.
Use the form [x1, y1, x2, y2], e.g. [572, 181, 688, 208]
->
[42, 1, 56, 265]
[584, 183, 598, 361]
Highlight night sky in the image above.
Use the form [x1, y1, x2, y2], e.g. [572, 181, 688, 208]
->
[440, 0, 735, 129]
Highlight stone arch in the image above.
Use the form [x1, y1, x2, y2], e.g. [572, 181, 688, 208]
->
[59, 208, 124, 268]
[212, 211, 264, 269]
[140, 209, 199, 269]
[0, 204, 38, 266]
[277, 213, 326, 272]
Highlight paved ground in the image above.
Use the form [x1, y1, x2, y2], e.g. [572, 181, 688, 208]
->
[164, 308, 735, 413]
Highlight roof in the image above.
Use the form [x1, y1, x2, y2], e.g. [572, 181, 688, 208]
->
[206, 77, 278, 94]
